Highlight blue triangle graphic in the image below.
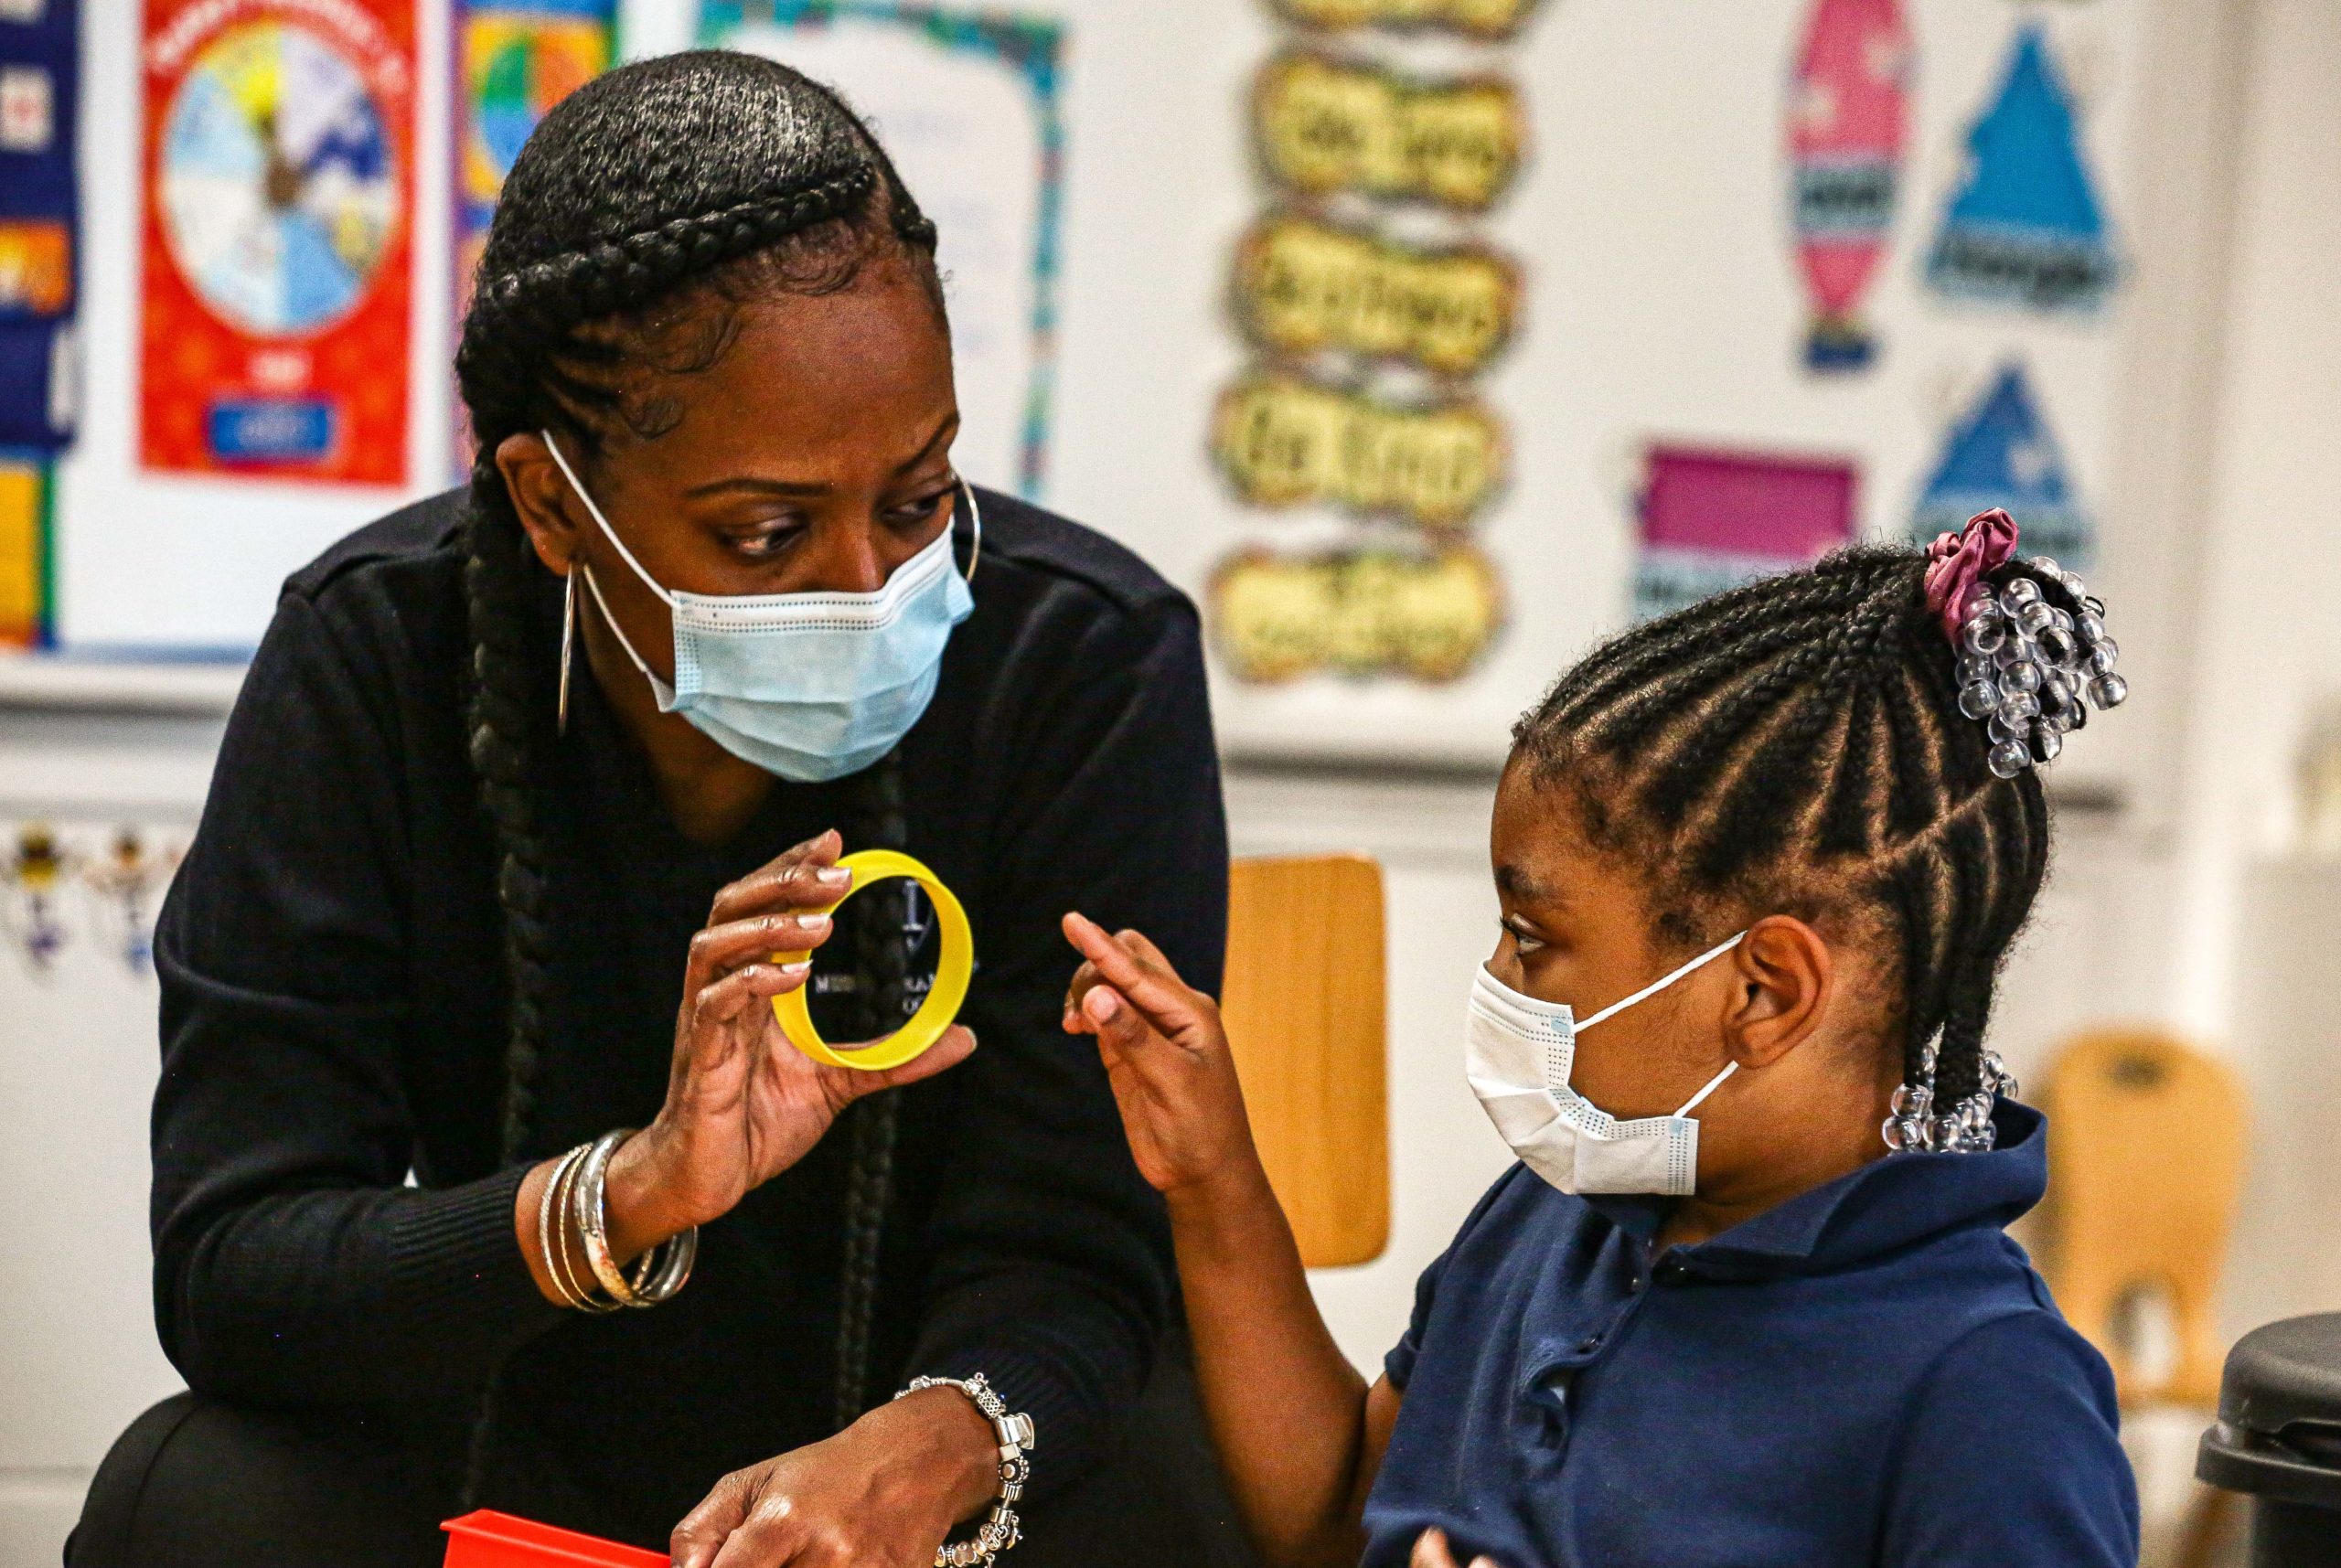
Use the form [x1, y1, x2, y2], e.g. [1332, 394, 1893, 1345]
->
[1925, 25, 2120, 312]
[1915, 364, 2093, 568]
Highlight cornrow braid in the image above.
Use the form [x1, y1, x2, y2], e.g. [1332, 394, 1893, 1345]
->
[833, 750, 914, 1429]
[1514, 537, 2081, 1156]
[451, 49, 944, 1508]
[456, 445, 557, 1511]
[456, 168, 877, 402]
[464, 446, 560, 1164]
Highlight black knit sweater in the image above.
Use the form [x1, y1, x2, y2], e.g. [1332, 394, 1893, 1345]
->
[149, 486, 1226, 1548]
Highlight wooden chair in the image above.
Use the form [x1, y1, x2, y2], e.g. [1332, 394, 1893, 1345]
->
[2039, 1028, 2249, 1568]
[1219, 855, 1390, 1268]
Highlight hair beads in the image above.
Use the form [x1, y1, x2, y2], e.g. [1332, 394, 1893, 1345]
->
[1882, 1043, 2021, 1154]
[1951, 559, 2125, 780]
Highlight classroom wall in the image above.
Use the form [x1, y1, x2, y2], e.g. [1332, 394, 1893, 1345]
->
[2166, 0, 2341, 1037]
[5, 1, 2340, 1563]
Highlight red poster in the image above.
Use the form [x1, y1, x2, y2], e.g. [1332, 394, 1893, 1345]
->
[139, 0, 415, 484]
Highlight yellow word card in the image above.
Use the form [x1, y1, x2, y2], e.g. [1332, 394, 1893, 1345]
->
[1267, 0, 1543, 42]
[1235, 215, 1519, 376]
[1255, 53, 1524, 211]
[1209, 544, 1504, 683]
[1213, 375, 1506, 529]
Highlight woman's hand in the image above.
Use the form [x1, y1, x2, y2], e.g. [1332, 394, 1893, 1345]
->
[1059, 912, 1264, 1205]
[603, 828, 975, 1257]
[668, 1385, 999, 1568]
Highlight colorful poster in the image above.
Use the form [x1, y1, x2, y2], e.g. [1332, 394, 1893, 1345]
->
[1634, 443, 1858, 621]
[1209, 543, 1503, 683]
[453, 0, 614, 477]
[1787, 0, 1908, 372]
[139, 0, 415, 483]
[1924, 24, 2119, 314]
[1253, 51, 1526, 212]
[1915, 363, 2090, 569]
[0, 453, 49, 647]
[702, 1, 1065, 497]
[0, 0, 78, 451]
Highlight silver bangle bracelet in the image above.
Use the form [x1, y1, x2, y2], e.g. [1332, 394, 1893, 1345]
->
[572, 1129, 697, 1309]
[895, 1373, 1035, 1567]
[535, 1133, 696, 1312]
[536, 1144, 597, 1310]
[543, 1143, 621, 1313]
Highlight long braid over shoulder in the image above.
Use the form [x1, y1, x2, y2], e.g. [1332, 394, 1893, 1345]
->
[453, 49, 942, 1501]
[1513, 541, 2079, 1155]
[834, 750, 914, 1429]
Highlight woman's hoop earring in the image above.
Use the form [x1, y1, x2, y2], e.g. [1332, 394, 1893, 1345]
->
[960, 478, 982, 585]
[557, 569, 577, 734]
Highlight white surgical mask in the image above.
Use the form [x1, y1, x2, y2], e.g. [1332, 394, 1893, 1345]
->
[1465, 932, 1746, 1197]
[546, 432, 976, 783]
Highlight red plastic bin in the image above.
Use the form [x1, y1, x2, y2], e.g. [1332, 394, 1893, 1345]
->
[442, 1509, 668, 1567]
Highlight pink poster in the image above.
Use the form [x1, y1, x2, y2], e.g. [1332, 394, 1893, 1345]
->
[1635, 443, 1858, 620]
[1787, 0, 1908, 371]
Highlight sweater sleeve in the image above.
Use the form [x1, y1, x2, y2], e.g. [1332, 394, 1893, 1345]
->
[1879, 1311, 2140, 1568]
[151, 588, 556, 1406]
[904, 593, 1226, 1498]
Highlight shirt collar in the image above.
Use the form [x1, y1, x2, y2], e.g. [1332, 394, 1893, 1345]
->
[1587, 1100, 2048, 1277]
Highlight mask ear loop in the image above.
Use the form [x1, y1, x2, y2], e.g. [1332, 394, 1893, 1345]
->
[1575, 931, 1747, 1032]
[541, 430, 675, 606]
[958, 476, 982, 585]
[1674, 1059, 1738, 1118]
[557, 569, 576, 734]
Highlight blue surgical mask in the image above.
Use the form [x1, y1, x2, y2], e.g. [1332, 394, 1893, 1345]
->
[545, 432, 977, 783]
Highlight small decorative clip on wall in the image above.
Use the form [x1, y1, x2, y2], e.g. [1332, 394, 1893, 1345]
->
[83, 827, 183, 974]
[2, 822, 71, 974]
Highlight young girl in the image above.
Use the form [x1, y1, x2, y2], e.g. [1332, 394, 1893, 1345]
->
[1063, 514, 2141, 1568]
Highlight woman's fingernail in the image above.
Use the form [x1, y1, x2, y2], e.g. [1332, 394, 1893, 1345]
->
[799, 913, 831, 936]
[778, 961, 812, 979]
[816, 866, 852, 887]
[1085, 988, 1120, 1022]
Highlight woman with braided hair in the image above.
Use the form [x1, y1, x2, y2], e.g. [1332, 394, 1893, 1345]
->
[1058, 515, 2139, 1568]
[73, 51, 1232, 1568]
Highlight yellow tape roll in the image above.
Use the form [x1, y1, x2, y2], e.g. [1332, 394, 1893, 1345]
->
[773, 849, 972, 1072]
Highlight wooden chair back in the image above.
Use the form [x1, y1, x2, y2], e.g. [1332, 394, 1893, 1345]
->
[1219, 854, 1390, 1268]
[2040, 1029, 2248, 1409]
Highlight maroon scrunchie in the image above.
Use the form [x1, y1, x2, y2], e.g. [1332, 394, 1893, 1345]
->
[1923, 507, 2021, 645]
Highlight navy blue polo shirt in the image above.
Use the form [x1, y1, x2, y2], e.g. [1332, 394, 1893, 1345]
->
[1365, 1103, 2137, 1568]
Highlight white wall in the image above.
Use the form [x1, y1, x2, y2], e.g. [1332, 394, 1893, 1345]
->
[2165, 0, 2341, 1038]
[0, 703, 216, 1568]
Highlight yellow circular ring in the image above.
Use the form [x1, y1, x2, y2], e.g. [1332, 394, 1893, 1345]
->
[772, 849, 972, 1072]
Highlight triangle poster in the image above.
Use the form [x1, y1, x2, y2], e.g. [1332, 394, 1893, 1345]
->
[1924, 23, 2119, 315]
[1914, 363, 2092, 571]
